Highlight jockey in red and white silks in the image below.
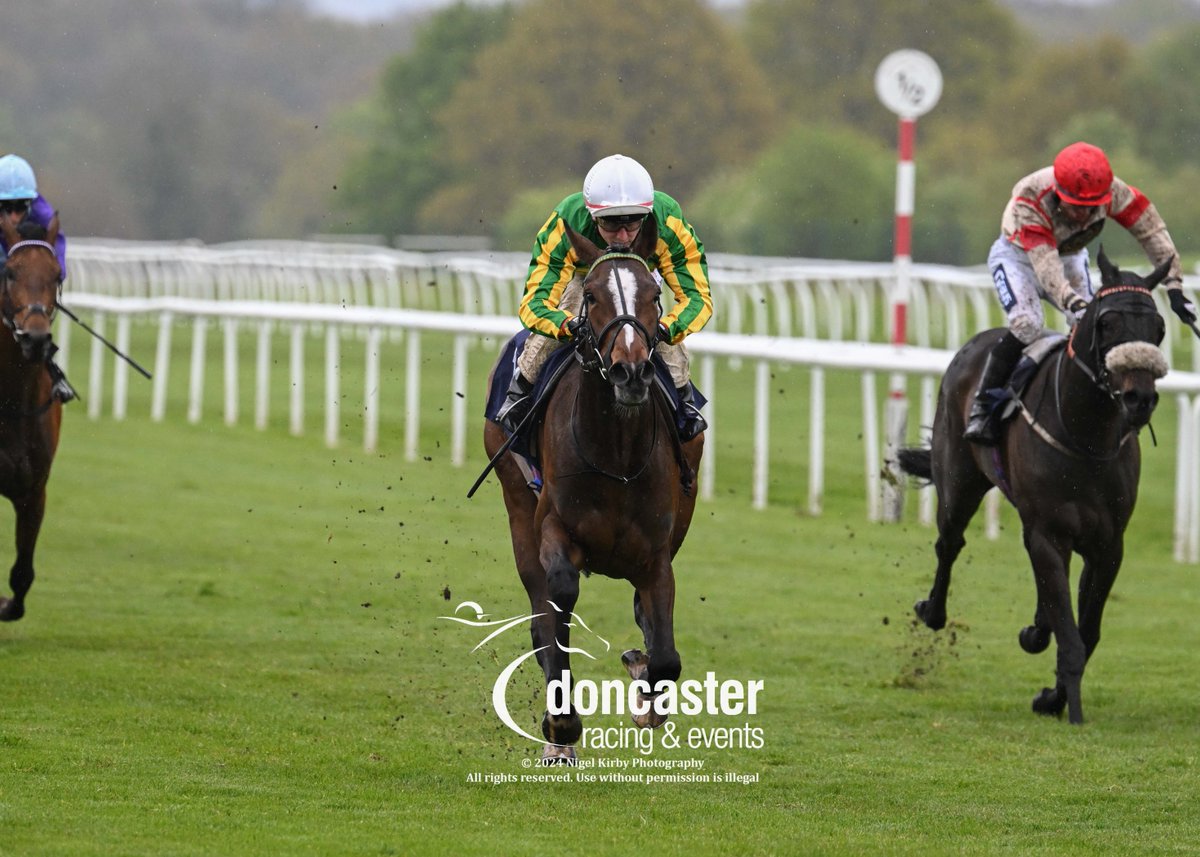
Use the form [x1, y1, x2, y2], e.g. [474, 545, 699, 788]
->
[965, 141, 1195, 445]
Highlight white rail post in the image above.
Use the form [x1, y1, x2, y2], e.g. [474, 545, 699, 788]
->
[808, 367, 825, 516]
[405, 330, 421, 461]
[451, 334, 468, 466]
[289, 324, 304, 437]
[325, 326, 340, 448]
[56, 313, 71, 374]
[151, 311, 173, 422]
[364, 327, 381, 453]
[751, 359, 771, 509]
[1174, 394, 1193, 562]
[187, 316, 208, 425]
[862, 371, 880, 522]
[113, 314, 132, 421]
[223, 318, 239, 426]
[255, 321, 271, 430]
[87, 312, 107, 421]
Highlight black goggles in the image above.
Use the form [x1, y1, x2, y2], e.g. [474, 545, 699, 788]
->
[595, 213, 647, 231]
[0, 199, 31, 215]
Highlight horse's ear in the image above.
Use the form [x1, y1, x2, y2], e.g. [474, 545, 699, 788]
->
[563, 220, 600, 268]
[631, 213, 659, 264]
[1097, 245, 1119, 286]
[45, 211, 60, 246]
[1144, 254, 1175, 291]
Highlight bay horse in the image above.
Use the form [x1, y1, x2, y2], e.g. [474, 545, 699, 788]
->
[0, 215, 64, 621]
[483, 217, 703, 762]
[898, 248, 1170, 724]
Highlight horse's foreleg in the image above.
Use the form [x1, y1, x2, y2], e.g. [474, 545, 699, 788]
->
[624, 556, 680, 728]
[535, 514, 583, 752]
[1, 490, 46, 622]
[1077, 543, 1122, 662]
[1024, 527, 1085, 724]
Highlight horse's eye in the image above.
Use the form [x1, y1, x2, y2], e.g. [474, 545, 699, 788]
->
[583, 292, 596, 304]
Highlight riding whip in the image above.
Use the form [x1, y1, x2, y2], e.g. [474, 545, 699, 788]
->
[466, 351, 578, 499]
[56, 303, 152, 379]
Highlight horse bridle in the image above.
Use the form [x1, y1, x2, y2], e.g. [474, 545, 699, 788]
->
[1065, 284, 1161, 399]
[1, 239, 60, 341]
[573, 251, 663, 381]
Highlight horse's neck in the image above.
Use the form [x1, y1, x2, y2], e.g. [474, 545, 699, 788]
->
[0, 338, 46, 407]
[568, 368, 661, 461]
[1056, 356, 1125, 450]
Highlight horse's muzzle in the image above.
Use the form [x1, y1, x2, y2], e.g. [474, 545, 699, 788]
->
[15, 328, 52, 363]
[609, 359, 655, 406]
[1121, 385, 1159, 429]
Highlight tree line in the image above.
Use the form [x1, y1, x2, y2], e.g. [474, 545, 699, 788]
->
[338, 0, 1200, 266]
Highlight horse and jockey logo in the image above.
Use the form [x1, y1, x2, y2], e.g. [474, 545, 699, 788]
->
[439, 600, 611, 744]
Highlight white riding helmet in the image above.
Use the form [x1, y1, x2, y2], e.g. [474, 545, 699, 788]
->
[583, 154, 654, 218]
[0, 154, 38, 201]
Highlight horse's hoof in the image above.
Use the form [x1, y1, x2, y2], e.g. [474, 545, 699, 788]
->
[1031, 686, 1067, 717]
[622, 649, 649, 680]
[913, 600, 946, 631]
[1018, 625, 1051, 654]
[630, 694, 668, 730]
[0, 597, 24, 622]
[541, 744, 577, 766]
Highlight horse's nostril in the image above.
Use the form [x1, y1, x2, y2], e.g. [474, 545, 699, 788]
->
[637, 361, 655, 384]
[609, 363, 632, 385]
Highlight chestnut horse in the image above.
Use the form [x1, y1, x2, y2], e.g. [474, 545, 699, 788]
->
[0, 216, 64, 621]
[899, 249, 1170, 723]
[483, 218, 703, 762]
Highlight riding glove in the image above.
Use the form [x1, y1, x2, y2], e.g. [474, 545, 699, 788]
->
[1065, 296, 1089, 326]
[563, 316, 585, 340]
[1168, 285, 1197, 324]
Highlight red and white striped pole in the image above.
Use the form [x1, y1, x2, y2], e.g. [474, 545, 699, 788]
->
[875, 50, 941, 522]
[882, 116, 917, 521]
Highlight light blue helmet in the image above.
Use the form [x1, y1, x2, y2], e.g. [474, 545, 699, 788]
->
[0, 154, 38, 201]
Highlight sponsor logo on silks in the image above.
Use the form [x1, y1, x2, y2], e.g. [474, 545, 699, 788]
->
[439, 600, 610, 744]
[993, 265, 1017, 311]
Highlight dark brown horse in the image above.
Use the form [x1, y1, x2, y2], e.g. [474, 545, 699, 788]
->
[899, 249, 1170, 724]
[483, 217, 703, 762]
[0, 215, 64, 621]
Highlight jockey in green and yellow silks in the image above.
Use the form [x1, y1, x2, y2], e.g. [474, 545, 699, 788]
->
[498, 153, 712, 441]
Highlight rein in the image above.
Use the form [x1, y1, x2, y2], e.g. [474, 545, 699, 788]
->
[561, 377, 660, 483]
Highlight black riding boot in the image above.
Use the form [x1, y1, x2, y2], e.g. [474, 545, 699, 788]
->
[46, 357, 76, 403]
[676, 382, 708, 442]
[497, 372, 534, 434]
[963, 332, 1024, 445]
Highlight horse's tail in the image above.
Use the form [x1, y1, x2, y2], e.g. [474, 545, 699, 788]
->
[897, 447, 933, 481]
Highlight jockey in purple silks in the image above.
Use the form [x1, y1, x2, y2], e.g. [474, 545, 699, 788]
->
[0, 153, 76, 402]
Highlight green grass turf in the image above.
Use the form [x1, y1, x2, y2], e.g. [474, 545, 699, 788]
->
[0, 327, 1196, 855]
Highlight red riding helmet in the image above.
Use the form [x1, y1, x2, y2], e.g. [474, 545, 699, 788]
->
[1053, 142, 1113, 206]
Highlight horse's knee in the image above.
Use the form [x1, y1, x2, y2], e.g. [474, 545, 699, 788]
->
[545, 562, 579, 606]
